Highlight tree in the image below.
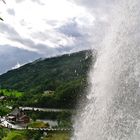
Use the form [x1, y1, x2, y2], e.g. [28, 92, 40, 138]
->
[1, 0, 6, 4]
[0, 0, 6, 21]
[0, 17, 3, 21]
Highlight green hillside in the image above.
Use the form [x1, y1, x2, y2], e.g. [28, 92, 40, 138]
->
[0, 50, 96, 108]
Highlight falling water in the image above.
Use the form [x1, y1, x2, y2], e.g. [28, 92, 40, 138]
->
[72, 0, 140, 140]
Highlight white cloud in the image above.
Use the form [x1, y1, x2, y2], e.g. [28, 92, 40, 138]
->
[0, 0, 115, 74]
[12, 62, 22, 69]
[0, 0, 95, 54]
[0, 45, 41, 74]
[70, 0, 115, 13]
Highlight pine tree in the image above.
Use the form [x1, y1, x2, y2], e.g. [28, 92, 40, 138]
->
[0, 0, 6, 21]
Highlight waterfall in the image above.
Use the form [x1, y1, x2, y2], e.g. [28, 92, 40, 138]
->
[72, 0, 140, 140]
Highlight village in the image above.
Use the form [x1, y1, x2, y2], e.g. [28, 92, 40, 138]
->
[0, 107, 30, 129]
[0, 93, 73, 131]
[0, 95, 72, 139]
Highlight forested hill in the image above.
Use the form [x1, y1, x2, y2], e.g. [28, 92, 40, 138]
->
[0, 50, 96, 108]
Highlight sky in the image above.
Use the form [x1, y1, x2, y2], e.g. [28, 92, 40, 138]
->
[0, 0, 113, 74]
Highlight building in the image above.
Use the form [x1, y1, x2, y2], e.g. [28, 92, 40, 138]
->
[7, 108, 30, 124]
[0, 96, 6, 101]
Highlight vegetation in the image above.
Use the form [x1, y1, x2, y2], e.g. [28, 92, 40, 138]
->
[0, 129, 70, 140]
[1, 0, 6, 4]
[26, 111, 72, 128]
[44, 132, 70, 140]
[19, 78, 86, 108]
[1, 129, 43, 140]
[0, 17, 4, 21]
[26, 111, 71, 120]
[0, 50, 94, 139]
[0, 50, 95, 108]
[0, 0, 6, 21]
[0, 105, 10, 116]
[0, 89, 23, 110]
[0, 50, 93, 92]
[2, 131, 27, 140]
[0, 128, 7, 139]
[0, 89, 23, 98]
[28, 121, 49, 128]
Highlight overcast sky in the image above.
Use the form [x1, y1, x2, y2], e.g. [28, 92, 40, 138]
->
[0, 0, 113, 74]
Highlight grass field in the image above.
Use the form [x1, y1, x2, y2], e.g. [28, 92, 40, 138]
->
[44, 132, 71, 140]
[28, 121, 49, 128]
[1, 129, 71, 140]
[0, 89, 23, 97]
[2, 131, 27, 140]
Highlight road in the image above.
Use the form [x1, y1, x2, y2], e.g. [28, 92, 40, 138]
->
[19, 106, 74, 113]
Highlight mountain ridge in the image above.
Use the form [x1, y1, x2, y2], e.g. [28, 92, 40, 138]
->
[0, 49, 96, 108]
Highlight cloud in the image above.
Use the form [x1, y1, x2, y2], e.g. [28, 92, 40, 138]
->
[58, 18, 83, 38]
[0, 0, 94, 51]
[15, 0, 25, 3]
[0, 23, 19, 38]
[0, 0, 105, 74]
[12, 62, 23, 70]
[71, 0, 115, 13]
[70, 0, 116, 28]
[31, 0, 44, 5]
[70, 0, 118, 50]
[0, 23, 38, 52]
[7, 9, 15, 16]
[0, 45, 41, 74]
